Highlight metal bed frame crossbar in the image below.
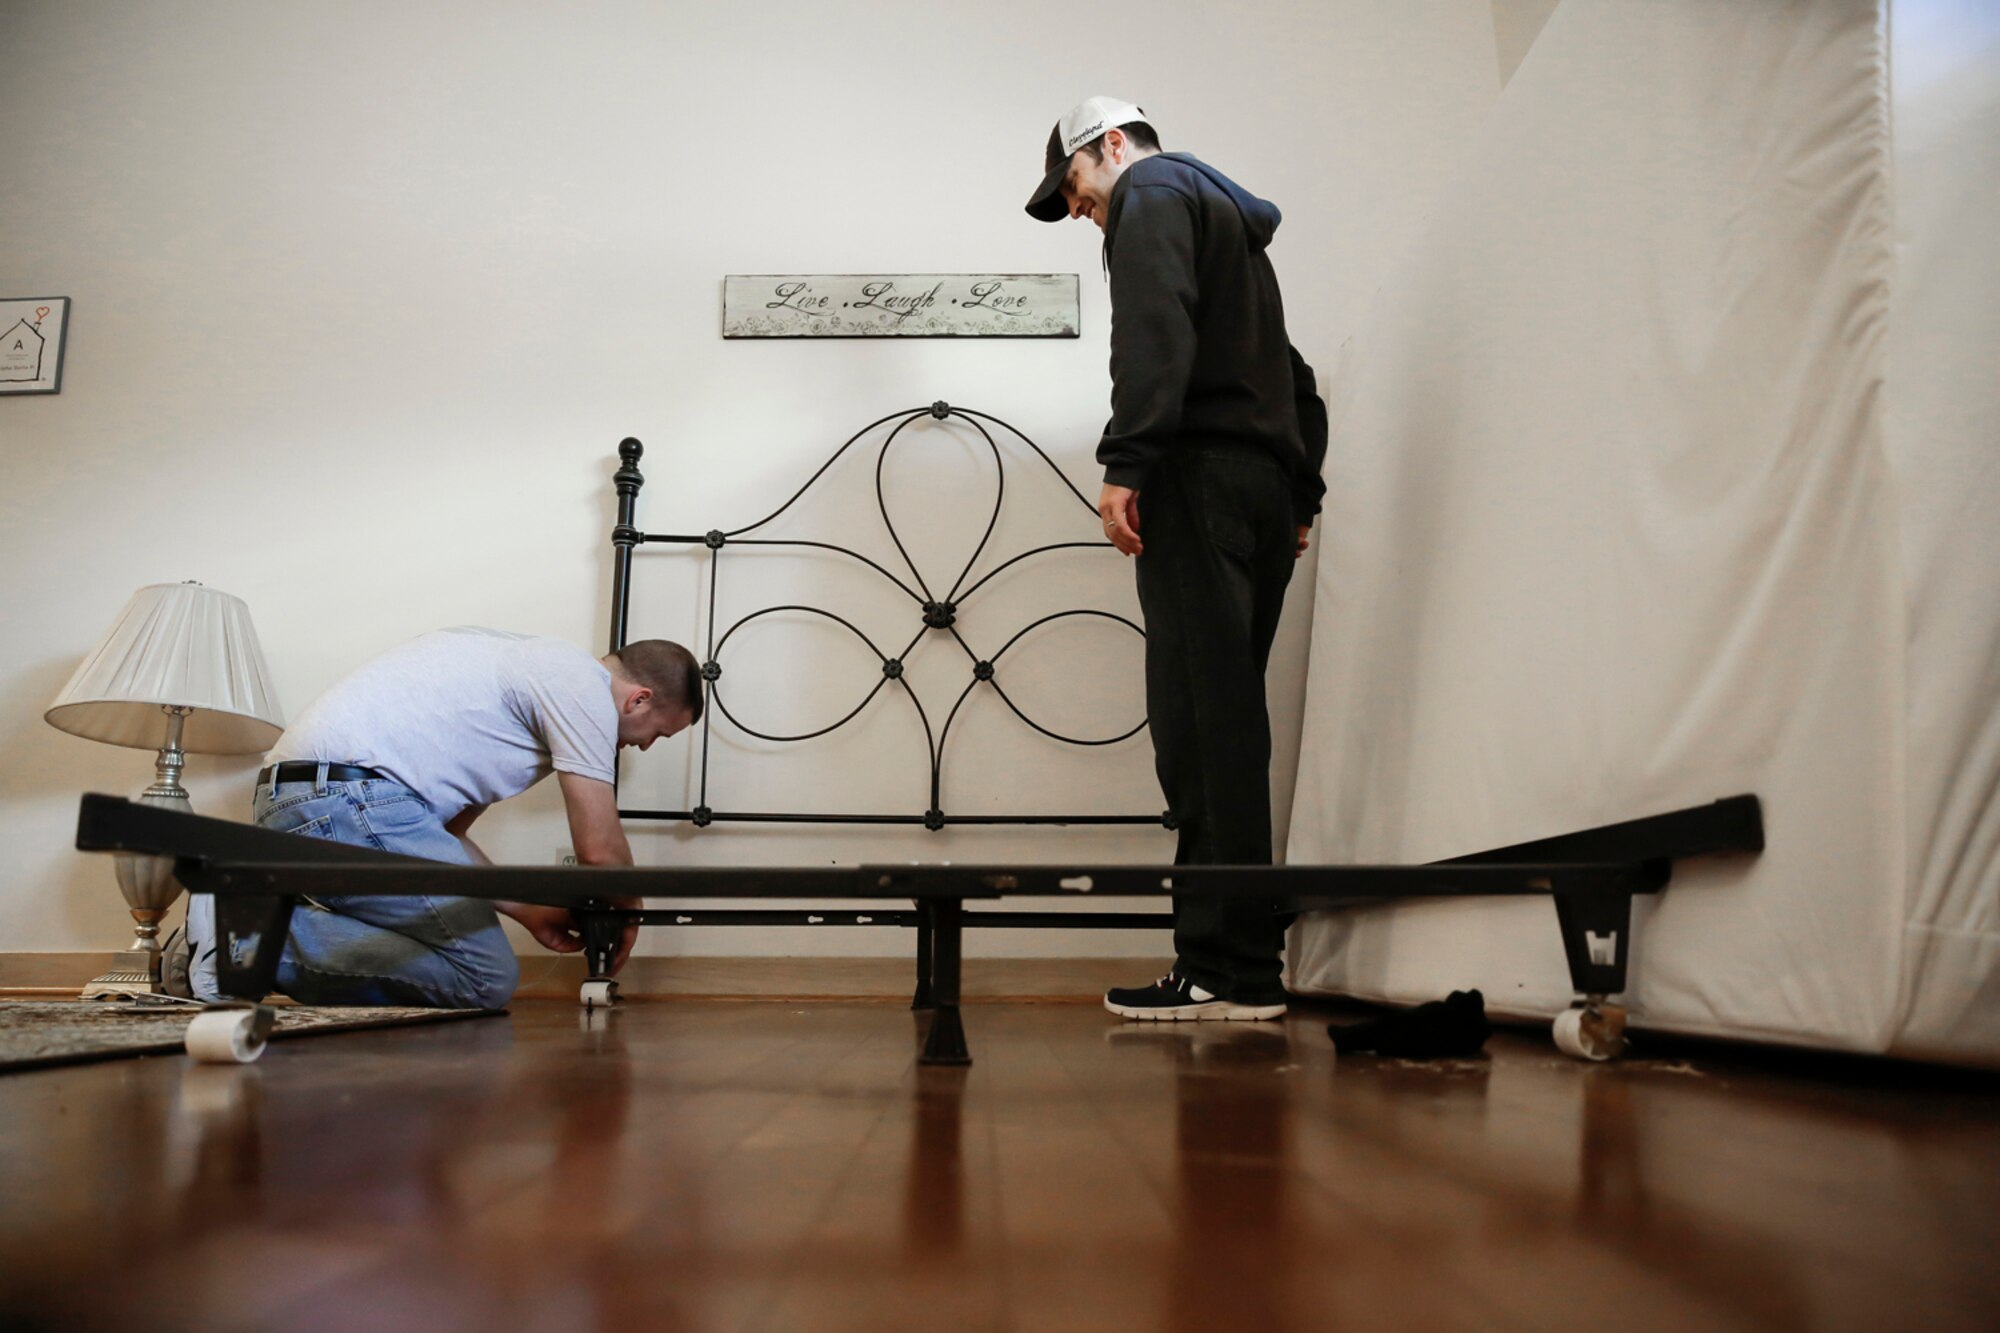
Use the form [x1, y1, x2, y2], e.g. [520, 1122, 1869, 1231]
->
[74, 791, 1764, 1064]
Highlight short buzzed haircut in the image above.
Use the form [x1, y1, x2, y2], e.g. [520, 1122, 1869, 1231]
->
[609, 639, 704, 724]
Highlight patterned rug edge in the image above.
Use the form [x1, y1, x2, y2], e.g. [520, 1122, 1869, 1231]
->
[0, 1003, 507, 1074]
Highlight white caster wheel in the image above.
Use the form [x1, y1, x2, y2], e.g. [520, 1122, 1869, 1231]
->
[185, 1006, 273, 1064]
[1553, 1004, 1627, 1061]
[580, 979, 620, 1010]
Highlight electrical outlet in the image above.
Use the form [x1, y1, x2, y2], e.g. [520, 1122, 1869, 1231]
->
[557, 849, 577, 867]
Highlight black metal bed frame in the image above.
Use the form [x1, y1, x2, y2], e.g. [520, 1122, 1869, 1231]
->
[607, 401, 1190, 959]
[75, 791, 1764, 1064]
[595, 403, 1764, 1055]
[65, 403, 1768, 1065]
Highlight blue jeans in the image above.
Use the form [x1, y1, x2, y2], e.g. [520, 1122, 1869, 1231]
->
[196, 771, 518, 1009]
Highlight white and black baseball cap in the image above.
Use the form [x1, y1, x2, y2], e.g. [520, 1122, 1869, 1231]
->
[1025, 95, 1150, 222]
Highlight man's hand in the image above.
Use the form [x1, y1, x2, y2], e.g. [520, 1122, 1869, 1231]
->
[498, 898, 644, 974]
[499, 902, 583, 955]
[1295, 524, 1312, 559]
[1099, 483, 1143, 557]
[495, 777, 649, 976]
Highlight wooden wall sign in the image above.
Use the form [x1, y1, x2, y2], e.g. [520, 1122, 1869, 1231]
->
[724, 275, 1078, 339]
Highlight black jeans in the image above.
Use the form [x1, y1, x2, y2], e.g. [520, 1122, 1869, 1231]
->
[1134, 444, 1298, 1004]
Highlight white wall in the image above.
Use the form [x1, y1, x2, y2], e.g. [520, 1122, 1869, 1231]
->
[0, 0, 1501, 959]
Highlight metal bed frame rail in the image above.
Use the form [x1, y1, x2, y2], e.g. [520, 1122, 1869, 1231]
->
[75, 792, 1764, 1065]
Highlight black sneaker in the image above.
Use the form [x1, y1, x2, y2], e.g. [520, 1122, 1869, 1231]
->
[1104, 972, 1286, 1022]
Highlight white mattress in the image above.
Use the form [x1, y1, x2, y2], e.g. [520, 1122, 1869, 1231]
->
[1284, 0, 1999, 1066]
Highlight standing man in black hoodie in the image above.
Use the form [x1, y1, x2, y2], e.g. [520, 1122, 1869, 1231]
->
[1025, 96, 1328, 1021]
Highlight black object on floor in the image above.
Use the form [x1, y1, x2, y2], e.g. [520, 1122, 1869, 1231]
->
[1329, 990, 1492, 1058]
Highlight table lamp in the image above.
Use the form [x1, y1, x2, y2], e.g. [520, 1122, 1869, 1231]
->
[45, 582, 284, 997]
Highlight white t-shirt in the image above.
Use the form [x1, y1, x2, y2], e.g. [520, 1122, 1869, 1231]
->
[267, 628, 617, 821]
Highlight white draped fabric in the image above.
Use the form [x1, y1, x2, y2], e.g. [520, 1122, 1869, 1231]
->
[1881, 1, 2000, 1060]
[1285, 0, 1998, 1064]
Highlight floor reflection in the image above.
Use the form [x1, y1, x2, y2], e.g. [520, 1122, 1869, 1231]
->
[4, 1002, 1994, 1331]
[1576, 1066, 1644, 1225]
[1104, 1022, 1302, 1331]
[174, 1062, 268, 1219]
[902, 1063, 969, 1254]
[1321, 1039, 1820, 1326]
[1567, 1065, 1812, 1326]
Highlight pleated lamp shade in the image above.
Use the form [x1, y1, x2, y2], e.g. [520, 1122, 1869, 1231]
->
[46, 582, 285, 755]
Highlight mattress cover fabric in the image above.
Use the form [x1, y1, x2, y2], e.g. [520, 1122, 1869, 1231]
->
[1286, 0, 1997, 1064]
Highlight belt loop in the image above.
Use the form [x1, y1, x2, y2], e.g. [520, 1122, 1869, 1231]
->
[314, 760, 329, 795]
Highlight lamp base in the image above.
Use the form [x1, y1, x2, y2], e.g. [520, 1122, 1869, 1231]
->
[84, 718, 193, 1001]
[81, 948, 163, 999]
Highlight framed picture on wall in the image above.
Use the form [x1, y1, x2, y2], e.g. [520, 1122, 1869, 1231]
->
[0, 297, 70, 395]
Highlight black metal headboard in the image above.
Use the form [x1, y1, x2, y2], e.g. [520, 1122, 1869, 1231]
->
[607, 402, 1172, 834]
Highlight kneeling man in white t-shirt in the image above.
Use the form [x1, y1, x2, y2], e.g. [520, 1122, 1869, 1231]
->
[182, 628, 700, 1008]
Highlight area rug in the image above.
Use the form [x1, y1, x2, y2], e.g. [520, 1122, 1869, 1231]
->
[0, 1000, 503, 1073]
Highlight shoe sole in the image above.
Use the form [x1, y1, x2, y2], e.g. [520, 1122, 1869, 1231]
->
[1103, 998, 1287, 1022]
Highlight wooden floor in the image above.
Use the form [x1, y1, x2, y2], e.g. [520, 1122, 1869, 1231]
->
[1, 999, 1996, 1333]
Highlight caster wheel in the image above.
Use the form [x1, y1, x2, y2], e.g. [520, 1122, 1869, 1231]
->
[185, 1006, 273, 1064]
[580, 979, 620, 1010]
[1553, 1004, 1627, 1061]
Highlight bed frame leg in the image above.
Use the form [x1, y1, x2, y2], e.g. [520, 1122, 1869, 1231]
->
[1551, 879, 1636, 997]
[576, 896, 620, 980]
[919, 899, 970, 1066]
[912, 905, 937, 1010]
[1549, 879, 1641, 1060]
[212, 892, 296, 1001]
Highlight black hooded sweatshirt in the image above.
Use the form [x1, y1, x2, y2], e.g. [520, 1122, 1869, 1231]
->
[1095, 152, 1328, 525]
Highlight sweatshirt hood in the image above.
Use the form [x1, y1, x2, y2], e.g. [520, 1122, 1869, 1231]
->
[1105, 152, 1283, 254]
